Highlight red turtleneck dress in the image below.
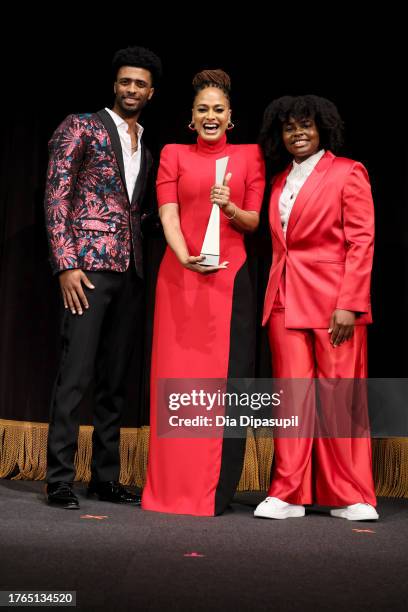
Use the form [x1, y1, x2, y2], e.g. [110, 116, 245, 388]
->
[142, 135, 265, 516]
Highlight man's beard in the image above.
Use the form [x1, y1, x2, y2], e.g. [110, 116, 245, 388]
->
[117, 96, 145, 118]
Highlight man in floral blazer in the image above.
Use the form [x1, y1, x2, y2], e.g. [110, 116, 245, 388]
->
[44, 46, 162, 509]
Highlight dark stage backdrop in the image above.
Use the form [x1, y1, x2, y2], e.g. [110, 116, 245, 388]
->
[1, 28, 406, 427]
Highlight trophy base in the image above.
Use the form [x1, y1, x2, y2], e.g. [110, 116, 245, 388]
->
[200, 253, 220, 266]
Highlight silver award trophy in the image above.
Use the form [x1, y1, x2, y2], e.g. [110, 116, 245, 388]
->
[200, 156, 229, 266]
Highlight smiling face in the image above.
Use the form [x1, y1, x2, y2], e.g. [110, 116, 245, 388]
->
[282, 116, 321, 162]
[192, 87, 231, 142]
[113, 66, 154, 118]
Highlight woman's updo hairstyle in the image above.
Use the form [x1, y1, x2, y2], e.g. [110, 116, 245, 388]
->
[192, 69, 231, 101]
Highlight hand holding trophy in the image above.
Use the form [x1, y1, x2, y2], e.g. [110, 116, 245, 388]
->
[200, 157, 232, 268]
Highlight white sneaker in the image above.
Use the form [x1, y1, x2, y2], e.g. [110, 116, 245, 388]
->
[330, 503, 379, 521]
[254, 496, 305, 519]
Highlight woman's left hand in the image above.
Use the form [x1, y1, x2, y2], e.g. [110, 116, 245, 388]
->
[211, 173, 232, 211]
[328, 309, 356, 347]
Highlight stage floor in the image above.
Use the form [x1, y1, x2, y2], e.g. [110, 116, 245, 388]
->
[1, 480, 407, 611]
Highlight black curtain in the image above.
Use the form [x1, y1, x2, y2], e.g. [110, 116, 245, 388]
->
[1, 25, 406, 427]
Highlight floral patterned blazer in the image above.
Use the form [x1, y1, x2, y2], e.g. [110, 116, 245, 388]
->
[44, 109, 154, 278]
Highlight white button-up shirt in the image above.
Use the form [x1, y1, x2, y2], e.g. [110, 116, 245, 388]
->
[105, 107, 144, 200]
[279, 149, 325, 236]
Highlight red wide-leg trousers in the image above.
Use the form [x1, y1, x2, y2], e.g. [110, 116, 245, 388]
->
[267, 309, 377, 506]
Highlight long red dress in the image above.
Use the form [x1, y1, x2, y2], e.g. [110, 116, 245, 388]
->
[142, 134, 265, 516]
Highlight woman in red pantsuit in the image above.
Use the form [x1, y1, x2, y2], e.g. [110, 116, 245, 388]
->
[254, 95, 378, 521]
[142, 70, 265, 516]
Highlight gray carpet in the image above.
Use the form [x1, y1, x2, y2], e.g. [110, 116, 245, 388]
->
[0, 480, 407, 611]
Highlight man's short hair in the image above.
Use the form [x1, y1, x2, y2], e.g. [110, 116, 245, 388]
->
[112, 46, 162, 87]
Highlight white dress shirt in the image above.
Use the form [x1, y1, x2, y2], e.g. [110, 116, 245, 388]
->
[105, 107, 144, 200]
[279, 149, 325, 236]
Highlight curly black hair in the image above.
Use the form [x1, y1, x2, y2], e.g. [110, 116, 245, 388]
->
[258, 95, 344, 172]
[112, 46, 162, 87]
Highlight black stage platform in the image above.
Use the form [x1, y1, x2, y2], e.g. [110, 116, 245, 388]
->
[1, 481, 407, 611]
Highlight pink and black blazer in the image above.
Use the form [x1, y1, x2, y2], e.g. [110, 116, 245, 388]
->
[44, 109, 154, 278]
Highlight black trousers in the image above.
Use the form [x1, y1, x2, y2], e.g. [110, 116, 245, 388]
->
[46, 265, 144, 484]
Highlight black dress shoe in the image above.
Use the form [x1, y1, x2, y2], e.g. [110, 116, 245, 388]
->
[47, 482, 79, 509]
[87, 481, 141, 505]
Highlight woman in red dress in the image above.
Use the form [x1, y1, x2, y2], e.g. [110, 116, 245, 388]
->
[142, 70, 265, 516]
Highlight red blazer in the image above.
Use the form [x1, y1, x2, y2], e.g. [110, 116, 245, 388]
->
[262, 151, 374, 328]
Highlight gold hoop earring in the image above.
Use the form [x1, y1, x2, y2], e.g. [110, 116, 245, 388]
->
[188, 121, 196, 131]
[227, 121, 235, 130]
